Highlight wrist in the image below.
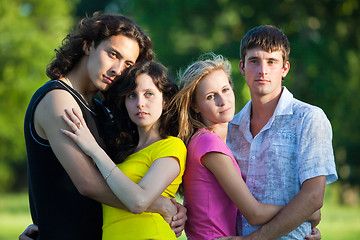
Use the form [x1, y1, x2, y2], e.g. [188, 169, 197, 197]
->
[255, 225, 276, 240]
[160, 198, 177, 218]
[246, 226, 268, 240]
[88, 146, 105, 162]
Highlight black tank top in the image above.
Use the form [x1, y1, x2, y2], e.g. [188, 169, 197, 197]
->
[24, 80, 108, 240]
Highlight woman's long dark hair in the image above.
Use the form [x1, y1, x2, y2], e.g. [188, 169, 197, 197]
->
[103, 61, 178, 163]
[46, 12, 153, 80]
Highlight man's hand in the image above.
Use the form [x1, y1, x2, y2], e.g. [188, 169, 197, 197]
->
[305, 227, 321, 240]
[19, 224, 38, 240]
[170, 198, 187, 237]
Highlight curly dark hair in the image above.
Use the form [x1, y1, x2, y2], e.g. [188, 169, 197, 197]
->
[103, 61, 179, 163]
[46, 12, 154, 80]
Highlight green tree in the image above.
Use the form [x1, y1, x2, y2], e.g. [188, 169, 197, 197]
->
[104, 0, 360, 189]
[3, 0, 359, 195]
[0, 0, 74, 191]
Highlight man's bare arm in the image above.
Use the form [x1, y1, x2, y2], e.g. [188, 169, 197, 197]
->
[246, 176, 326, 240]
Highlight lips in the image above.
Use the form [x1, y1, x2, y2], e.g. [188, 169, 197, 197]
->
[103, 75, 114, 84]
[255, 79, 270, 83]
[220, 107, 232, 114]
[136, 112, 149, 117]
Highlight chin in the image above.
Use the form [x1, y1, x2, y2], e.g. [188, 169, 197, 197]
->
[99, 84, 111, 92]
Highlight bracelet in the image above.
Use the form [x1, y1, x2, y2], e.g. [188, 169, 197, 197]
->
[104, 166, 117, 181]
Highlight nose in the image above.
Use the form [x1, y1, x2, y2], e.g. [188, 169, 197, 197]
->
[136, 95, 145, 109]
[111, 61, 126, 76]
[216, 94, 226, 106]
[258, 62, 268, 76]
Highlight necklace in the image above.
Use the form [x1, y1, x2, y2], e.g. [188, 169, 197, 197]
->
[62, 76, 90, 106]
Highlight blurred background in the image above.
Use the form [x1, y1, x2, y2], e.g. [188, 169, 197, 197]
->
[0, 0, 359, 239]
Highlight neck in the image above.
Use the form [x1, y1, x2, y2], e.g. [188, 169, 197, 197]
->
[209, 122, 229, 142]
[250, 87, 283, 121]
[136, 125, 162, 152]
[249, 88, 283, 137]
[61, 59, 98, 104]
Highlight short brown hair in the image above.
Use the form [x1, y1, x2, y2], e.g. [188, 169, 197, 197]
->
[240, 25, 290, 66]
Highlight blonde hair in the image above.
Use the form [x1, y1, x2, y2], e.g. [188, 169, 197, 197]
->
[170, 53, 232, 145]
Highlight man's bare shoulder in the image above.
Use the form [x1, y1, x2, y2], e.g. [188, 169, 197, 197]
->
[34, 89, 81, 138]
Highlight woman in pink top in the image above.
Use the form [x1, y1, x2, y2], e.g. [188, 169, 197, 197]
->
[169, 53, 285, 240]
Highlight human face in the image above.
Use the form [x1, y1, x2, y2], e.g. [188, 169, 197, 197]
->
[86, 35, 140, 91]
[125, 74, 164, 132]
[240, 48, 290, 100]
[192, 69, 235, 128]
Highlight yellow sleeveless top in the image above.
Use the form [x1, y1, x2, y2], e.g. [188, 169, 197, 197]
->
[102, 136, 186, 240]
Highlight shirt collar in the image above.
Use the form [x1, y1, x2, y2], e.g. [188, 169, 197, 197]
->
[230, 86, 294, 126]
[230, 100, 251, 126]
[273, 86, 293, 117]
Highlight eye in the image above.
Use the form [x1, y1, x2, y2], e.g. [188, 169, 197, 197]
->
[108, 51, 117, 59]
[206, 94, 214, 100]
[145, 92, 154, 97]
[268, 60, 276, 65]
[223, 87, 230, 93]
[125, 62, 133, 68]
[127, 93, 136, 99]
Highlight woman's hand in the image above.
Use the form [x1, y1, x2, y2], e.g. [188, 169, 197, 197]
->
[60, 108, 99, 158]
[305, 227, 321, 240]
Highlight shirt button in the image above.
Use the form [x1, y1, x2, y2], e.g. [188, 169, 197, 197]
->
[251, 156, 255, 159]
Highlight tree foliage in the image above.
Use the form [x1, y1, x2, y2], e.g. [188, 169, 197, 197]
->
[75, 0, 360, 188]
[1, 0, 359, 192]
[0, 0, 74, 191]
[94, 0, 359, 187]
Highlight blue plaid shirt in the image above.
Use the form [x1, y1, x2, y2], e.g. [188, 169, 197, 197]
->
[227, 87, 338, 239]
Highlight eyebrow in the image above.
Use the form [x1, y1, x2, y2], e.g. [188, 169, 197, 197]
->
[111, 47, 136, 64]
[247, 56, 280, 62]
[205, 84, 230, 95]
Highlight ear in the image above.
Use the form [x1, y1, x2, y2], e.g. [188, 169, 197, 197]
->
[239, 60, 245, 76]
[83, 42, 93, 56]
[191, 102, 200, 114]
[282, 61, 290, 78]
[163, 99, 166, 111]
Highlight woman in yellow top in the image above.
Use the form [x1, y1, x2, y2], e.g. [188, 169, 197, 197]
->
[61, 61, 186, 239]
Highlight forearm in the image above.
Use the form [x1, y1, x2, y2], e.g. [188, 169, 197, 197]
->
[146, 196, 177, 223]
[248, 176, 326, 240]
[88, 172, 175, 217]
[308, 209, 321, 229]
[88, 175, 129, 210]
[60, 108, 177, 214]
[90, 147, 180, 214]
[255, 194, 317, 239]
[146, 195, 175, 215]
[250, 203, 282, 226]
[90, 148, 149, 212]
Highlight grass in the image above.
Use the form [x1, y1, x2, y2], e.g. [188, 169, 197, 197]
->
[0, 193, 32, 240]
[317, 183, 360, 239]
[1, 184, 359, 240]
